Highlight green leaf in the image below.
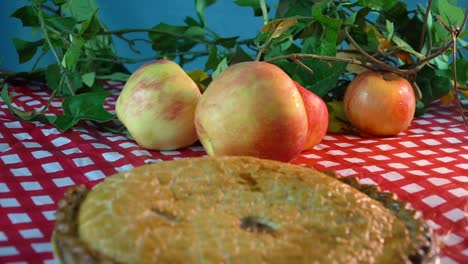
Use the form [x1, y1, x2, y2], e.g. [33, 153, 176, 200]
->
[326, 101, 351, 133]
[52, 92, 114, 131]
[216, 36, 239, 49]
[78, 9, 102, 39]
[436, 59, 468, 86]
[62, 0, 98, 21]
[311, 2, 342, 55]
[45, 64, 62, 91]
[431, 0, 465, 28]
[357, 0, 399, 11]
[205, 45, 220, 71]
[1, 84, 54, 124]
[212, 57, 228, 79]
[10, 5, 39, 27]
[235, 0, 267, 16]
[12, 38, 44, 64]
[62, 36, 84, 71]
[45, 16, 77, 33]
[195, 0, 217, 26]
[392, 35, 425, 59]
[416, 67, 452, 105]
[385, 20, 394, 40]
[81, 72, 96, 87]
[96, 72, 131, 82]
[229, 45, 254, 65]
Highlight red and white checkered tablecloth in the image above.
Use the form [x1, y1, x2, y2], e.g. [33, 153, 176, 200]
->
[0, 81, 466, 264]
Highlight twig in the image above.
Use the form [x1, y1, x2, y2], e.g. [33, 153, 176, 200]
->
[260, 0, 269, 25]
[266, 53, 375, 71]
[418, 0, 433, 52]
[451, 30, 468, 127]
[344, 29, 411, 75]
[36, 4, 75, 96]
[100, 28, 213, 46]
[292, 59, 314, 74]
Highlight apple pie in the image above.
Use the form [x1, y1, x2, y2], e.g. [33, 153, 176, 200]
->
[52, 156, 437, 263]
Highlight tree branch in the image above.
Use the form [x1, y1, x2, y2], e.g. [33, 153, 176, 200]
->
[418, 0, 433, 52]
[37, 4, 75, 96]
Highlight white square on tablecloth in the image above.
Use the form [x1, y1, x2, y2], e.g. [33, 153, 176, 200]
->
[41, 127, 60, 136]
[13, 133, 33, 140]
[422, 195, 447, 208]
[92, 143, 111, 149]
[62, 147, 82, 155]
[388, 163, 408, 169]
[432, 167, 454, 174]
[363, 165, 384, 172]
[102, 152, 124, 162]
[1, 154, 21, 164]
[440, 233, 464, 246]
[31, 195, 54, 206]
[0, 246, 19, 256]
[0, 231, 7, 241]
[0, 198, 20, 207]
[358, 178, 377, 185]
[161, 150, 182, 155]
[343, 158, 364, 165]
[72, 157, 94, 167]
[443, 209, 466, 222]
[22, 142, 42, 148]
[370, 155, 390, 161]
[31, 242, 53, 253]
[399, 141, 418, 148]
[381, 172, 404, 181]
[10, 167, 32, 177]
[51, 137, 71, 147]
[318, 160, 339, 167]
[4, 121, 22, 128]
[394, 152, 414, 158]
[0, 183, 10, 193]
[115, 164, 134, 172]
[32, 150, 53, 159]
[327, 150, 347, 156]
[52, 177, 75, 187]
[131, 149, 151, 157]
[85, 170, 106, 181]
[19, 228, 44, 239]
[336, 169, 357, 176]
[449, 188, 468, 197]
[41, 162, 64, 173]
[119, 142, 138, 148]
[412, 159, 433, 166]
[401, 183, 424, 193]
[427, 177, 451, 186]
[8, 213, 32, 224]
[42, 210, 56, 221]
[20, 181, 42, 191]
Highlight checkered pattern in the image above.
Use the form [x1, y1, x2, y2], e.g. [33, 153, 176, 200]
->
[0, 81, 467, 264]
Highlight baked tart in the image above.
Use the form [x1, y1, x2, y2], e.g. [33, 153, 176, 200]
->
[52, 156, 438, 263]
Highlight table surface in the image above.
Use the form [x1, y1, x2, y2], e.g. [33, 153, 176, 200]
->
[0, 81, 466, 264]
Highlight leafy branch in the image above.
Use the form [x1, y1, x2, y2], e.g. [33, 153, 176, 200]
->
[2, 0, 467, 132]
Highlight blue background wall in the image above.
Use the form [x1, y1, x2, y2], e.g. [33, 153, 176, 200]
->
[0, 1, 466, 73]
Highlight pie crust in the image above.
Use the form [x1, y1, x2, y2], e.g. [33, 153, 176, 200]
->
[52, 156, 438, 263]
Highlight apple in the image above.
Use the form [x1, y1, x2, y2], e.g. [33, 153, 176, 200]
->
[293, 81, 329, 150]
[194, 61, 308, 162]
[343, 70, 415, 136]
[115, 60, 201, 150]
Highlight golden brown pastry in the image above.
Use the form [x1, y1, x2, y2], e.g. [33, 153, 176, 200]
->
[52, 156, 437, 264]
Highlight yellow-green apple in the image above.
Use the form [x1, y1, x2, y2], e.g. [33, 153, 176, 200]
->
[116, 60, 201, 150]
[344, 70, 415, 136]
[293, 81, 328, 150]
[194, 61, 308, 162]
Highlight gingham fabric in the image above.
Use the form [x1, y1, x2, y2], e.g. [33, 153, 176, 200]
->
[0, 81, 466, 264]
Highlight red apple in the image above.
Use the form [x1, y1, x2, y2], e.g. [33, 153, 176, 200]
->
[116, 60, 201, 150]
[194, 61, 308, 162]
[343, 71, 415, 136]
[293, 81, 329, 150]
